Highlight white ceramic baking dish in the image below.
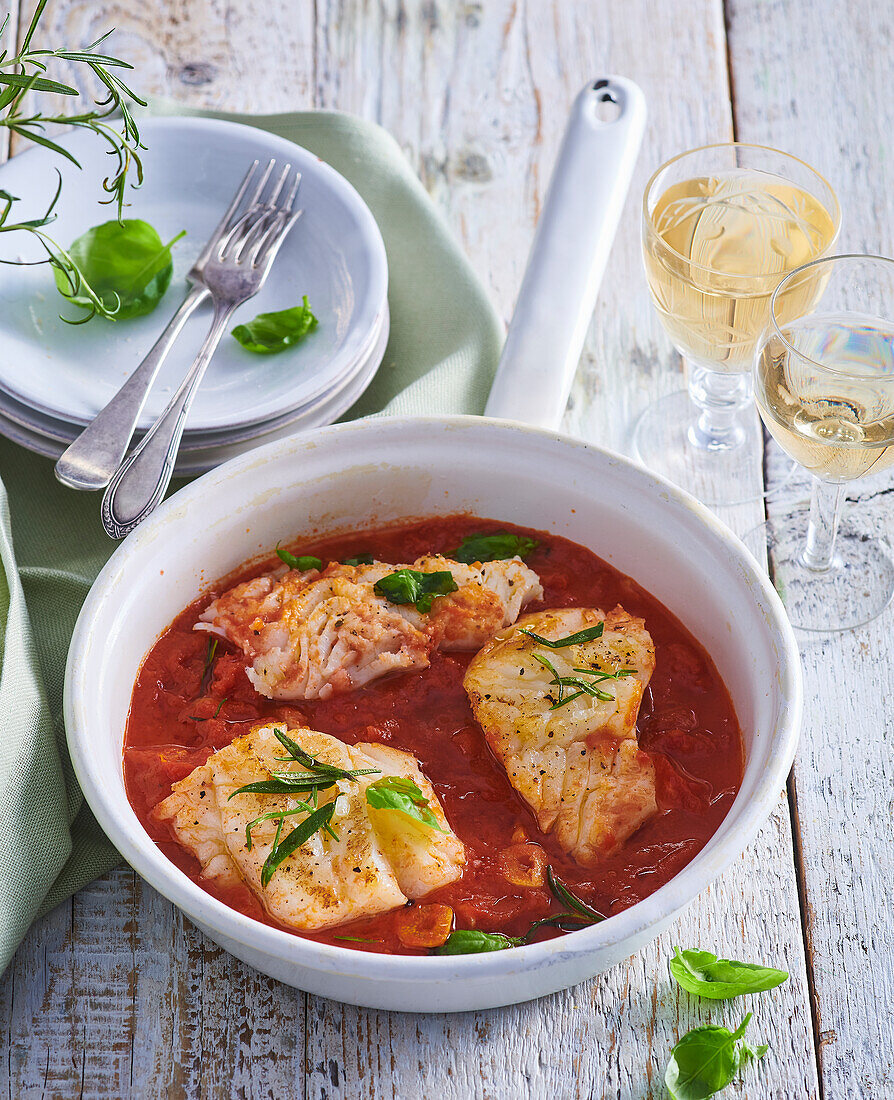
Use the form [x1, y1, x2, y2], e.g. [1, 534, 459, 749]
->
[63, 78, 801, 1011]
[64, 414, 801, 1011]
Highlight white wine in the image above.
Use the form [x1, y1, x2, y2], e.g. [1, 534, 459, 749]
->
[755, 311, 894, 482]
[644, 169, 838, 373]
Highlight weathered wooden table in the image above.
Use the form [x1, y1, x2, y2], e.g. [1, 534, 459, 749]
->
[2, 2, 892, 1097]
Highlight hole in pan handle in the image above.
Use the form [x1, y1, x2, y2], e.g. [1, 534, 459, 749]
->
[484, 76, 646, 432]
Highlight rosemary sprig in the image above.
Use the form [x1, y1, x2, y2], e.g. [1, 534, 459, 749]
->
[532, 650, 619, 710]
[546, 866, 606, 920]
[244, 803, 317, 850]
[227, 725, 383, 888]
[522, 867, 606, 938]
[520, 622, 605, 648]
[437, 867, 607, 954]
[259, 802, 338, 888]
[229, 776, 338, 797]
[270, 726, 380, 781]
[0, 1, 145, 310]
[527, 627, 634, 711]
[198, 637, 218, 695]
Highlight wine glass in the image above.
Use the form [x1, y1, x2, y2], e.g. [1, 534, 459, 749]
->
[634, 143, 841, 506]
[751, 254, 894, 631]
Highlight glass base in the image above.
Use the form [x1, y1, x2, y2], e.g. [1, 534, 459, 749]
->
[744, 503, 894, 632]
[630, 390, 795, 507]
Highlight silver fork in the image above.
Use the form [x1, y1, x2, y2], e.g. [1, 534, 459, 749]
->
[54, 158, 274, 492]
[100, 165, 302, 539]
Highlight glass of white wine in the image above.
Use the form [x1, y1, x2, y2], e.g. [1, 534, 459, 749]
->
[635, 144, 840, 506]
[752, 254, 894, 631]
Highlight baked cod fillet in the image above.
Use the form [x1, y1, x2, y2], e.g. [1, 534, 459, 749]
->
[464, 606, 657, 865]
[196, 555, 542, 700]
[153, 723, 465, 931]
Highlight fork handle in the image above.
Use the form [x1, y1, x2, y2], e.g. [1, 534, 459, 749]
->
[54, 283, 211, 491]
[100, 302, 235, 539]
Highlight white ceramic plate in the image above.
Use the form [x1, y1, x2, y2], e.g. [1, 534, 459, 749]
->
[0, 304, 388, 451]
[0, 306, 389, 475]
[0, 117, 388, 432]
[64, 416, 803, 1012]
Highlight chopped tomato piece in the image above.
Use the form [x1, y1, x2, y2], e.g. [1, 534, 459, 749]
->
[499, 842, 547, 888]
[395, 903, 454, 948]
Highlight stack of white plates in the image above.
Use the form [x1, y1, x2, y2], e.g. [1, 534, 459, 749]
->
[0, 118, 389, 474]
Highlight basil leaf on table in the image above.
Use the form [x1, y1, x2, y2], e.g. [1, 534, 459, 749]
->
[669, 947, 789, 999]
[231, 294, 318, 353]
[365, 776, 446, 832]
[665, 1013, 767, 1100]
[275, 545, 323, 571]
[54, 219, 185, 322]
[434, 930, 523, 955]
[374, 567, 458, 613]
[451, 531, 539, 563]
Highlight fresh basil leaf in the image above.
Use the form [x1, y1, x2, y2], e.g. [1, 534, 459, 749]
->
[365, 775, 446, 832]
[739, 1041, 769, 1065]
[451, 531, 539, 564]
[260, 801, 337, 887]
[669, 947, 789, 1000]
[342, 553, 375, 566]
[54, 219, 185, 321]
[374, 568, 458, 613]
[434, 930, 522, 955]
[276, 545, 322, 571]
[520, 622, 605, 648]
[665, 1013, 766, 1100]
[231, 294, 318, 354]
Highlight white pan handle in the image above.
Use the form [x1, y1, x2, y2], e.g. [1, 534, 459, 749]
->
[484, 76, 646, 429]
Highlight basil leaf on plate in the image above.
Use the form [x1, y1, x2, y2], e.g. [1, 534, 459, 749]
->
[275, 545, 322, 571]
[54, 218, 185, 322]
[374, 567, 458, 613]
[451, 531, 539, 563]
[231, 294, 318, 354]
[434, 930, 522, 955]
[669, 947, 789, 1000]
[365, 775, 446, 832]
[665, 1013, 767, 1100]
[342, 553, 375, 566]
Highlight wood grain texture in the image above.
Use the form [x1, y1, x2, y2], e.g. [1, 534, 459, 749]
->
[728, 3, 894, 1096]
[0, 0, 870, 1096]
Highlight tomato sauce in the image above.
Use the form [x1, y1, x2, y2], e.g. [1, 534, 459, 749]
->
[124, 516, 743, 954]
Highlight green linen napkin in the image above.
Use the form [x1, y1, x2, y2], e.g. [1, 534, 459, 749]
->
[0, 107, 503, 972]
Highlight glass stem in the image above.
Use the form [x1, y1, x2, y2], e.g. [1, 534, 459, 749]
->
[687, 366, 752, 452]
[800, 477, 844, 573]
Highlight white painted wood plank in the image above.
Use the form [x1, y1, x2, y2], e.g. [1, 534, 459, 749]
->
[0, 1, 822, 1097]
[728, 4, 894, 1095]
[1, 4, 314, 1099]
[308, 2, 817, 1097]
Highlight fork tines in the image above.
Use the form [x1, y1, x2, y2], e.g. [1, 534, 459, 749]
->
[221, 160, 302, 260]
